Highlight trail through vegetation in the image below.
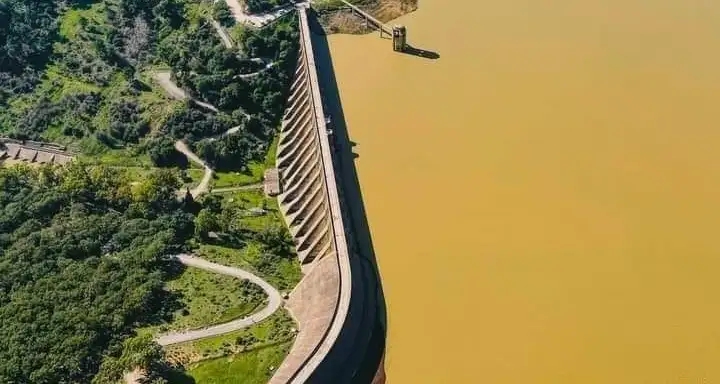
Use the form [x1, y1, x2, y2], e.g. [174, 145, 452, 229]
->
[0, 0, 303, 382]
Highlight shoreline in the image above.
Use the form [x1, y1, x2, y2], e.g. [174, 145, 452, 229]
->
[314, 0, 418, 35]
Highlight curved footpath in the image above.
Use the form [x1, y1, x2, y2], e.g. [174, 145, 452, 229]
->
[155, 254, 283, 346]
[173, 138, 262, 197]
[174, 140, 213, 198]
[154, 139, 281, 347]
[153, 71, 220, 113]
[211, 19, 235, 49]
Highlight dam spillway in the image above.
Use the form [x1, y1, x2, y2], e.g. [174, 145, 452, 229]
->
[269, 6, 385, 384]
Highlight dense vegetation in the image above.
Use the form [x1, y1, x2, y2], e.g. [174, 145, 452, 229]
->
[0, 0, 302, 381]
[0, 165, 299, 382]
[197, 189, 301, 291]
[0, 164, 194, 383]
[156, 14, 299, 170]
[0, 0, 298, 174]
[0, 0, 59, 98]
[0, 0, 186, 145]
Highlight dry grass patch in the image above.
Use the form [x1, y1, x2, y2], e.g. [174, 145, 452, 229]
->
[365, 0, 417, 22]
[316, 0, 418, 34]
[321, 11, 373, 35]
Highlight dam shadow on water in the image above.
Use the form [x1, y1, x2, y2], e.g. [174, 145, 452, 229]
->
[306, 10, 389, 384]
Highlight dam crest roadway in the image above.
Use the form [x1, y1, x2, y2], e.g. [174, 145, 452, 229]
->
[268, 5, 387, 384]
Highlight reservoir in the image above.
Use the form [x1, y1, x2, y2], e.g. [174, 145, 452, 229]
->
[326, 0, 720, 383]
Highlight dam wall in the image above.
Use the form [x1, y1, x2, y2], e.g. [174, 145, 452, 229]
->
[269, 6, 385, 383]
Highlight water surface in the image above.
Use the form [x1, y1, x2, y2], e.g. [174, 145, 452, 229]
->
[327, 1, 720, 382]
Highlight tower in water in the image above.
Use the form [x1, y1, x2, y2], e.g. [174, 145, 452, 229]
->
[393, 25, 407, 52]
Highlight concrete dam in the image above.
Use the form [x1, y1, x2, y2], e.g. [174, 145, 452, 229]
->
[269, 6, 386, 384]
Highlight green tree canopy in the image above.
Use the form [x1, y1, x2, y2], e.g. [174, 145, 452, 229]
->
[0, 164, 193, 383]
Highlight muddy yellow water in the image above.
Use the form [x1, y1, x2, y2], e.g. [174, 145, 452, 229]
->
[327, 0, 720, 382]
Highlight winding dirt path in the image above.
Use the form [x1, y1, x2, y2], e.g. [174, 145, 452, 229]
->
[152, 71, 219, 113]
[154, 75, 259, 198]
[211, 19, 235, 49]
[156, 254, 283, 346]
[155, 148, 278, 347]
[209, 19, 276, 79]
[174, 140, 213, 198]
[124, 9, 292, 382]
[234, 60, 276, 80]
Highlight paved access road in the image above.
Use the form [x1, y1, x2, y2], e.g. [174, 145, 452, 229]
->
[156, 254, 283, 346]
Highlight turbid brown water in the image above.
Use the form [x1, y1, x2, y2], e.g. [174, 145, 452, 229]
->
[326, 0, 720, 383]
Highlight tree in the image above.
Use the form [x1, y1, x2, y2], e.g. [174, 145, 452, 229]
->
[0, 0, 59, 76]
[201, 194, 223, 213]
[213, 1, 234, 28]
[132, 168, 182, 213]
[219, 203, 240, 234]
[256, 224, 294, 258]
[194, 208, 219, 239]
[0, 165, 193, 383]
[121, 16, 152, 66]
[94, 335, 189, 384]
[107, 100, 150, 143]
[148, 136, 187, 167]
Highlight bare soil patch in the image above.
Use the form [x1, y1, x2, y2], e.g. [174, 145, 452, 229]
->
[317, 0, 418, 35]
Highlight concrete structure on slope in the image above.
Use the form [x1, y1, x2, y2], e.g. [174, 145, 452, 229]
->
[269, 6, 386, 384]
[0, 138, 74, 166]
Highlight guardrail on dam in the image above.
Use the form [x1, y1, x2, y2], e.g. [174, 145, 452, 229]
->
[269, 5, 385, 384]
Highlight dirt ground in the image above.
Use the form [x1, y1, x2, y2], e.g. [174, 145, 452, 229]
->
[318, 0, 418, 35]
[123, 369, 145, 384]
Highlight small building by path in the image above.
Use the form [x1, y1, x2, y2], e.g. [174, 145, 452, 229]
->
[264, 167, 281, 196]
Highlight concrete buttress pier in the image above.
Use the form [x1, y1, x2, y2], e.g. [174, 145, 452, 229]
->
[269, 6, 386, 384]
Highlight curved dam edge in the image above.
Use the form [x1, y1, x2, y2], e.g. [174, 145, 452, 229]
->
[269, 6, 387, 384]
[306, 8, 388, 382]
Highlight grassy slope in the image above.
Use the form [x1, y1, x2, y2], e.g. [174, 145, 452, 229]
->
[185, 168, 207, 185]
[198, 242, 300, 292]
[80, 148, 154, 167]
[1, 2, 180, 159]
[174, 134, 300, 381]
[212, 135, 279, 188]
[165, 310, 297, 382]
[198, 188, 301, 292]
[138, 136, 299, 380]
[162, 267, 266, 332]
[1, 5, 101, 136]
[187, 342, 292, 384]
[204, 136, 301, 290]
